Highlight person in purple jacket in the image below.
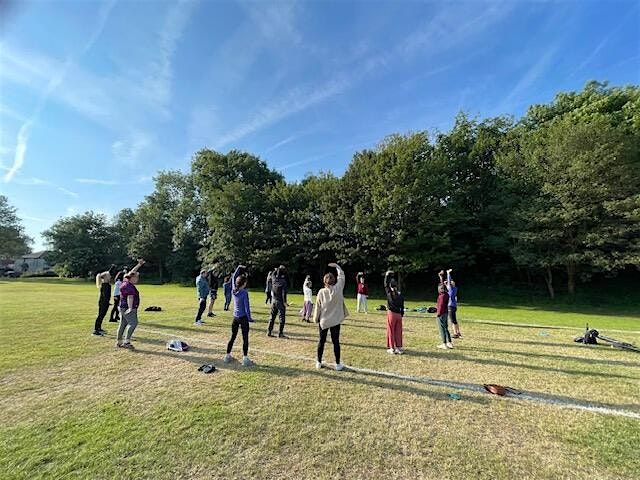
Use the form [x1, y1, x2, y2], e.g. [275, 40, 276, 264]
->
[223, 265, 254, 366]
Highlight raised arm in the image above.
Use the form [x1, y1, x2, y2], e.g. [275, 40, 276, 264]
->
[329, 263, 345, 292]
[384, 270, 394, 293]
[446, 269, 453, 292]
[128, 259, 146, 276]
[231, 264, 246, 292]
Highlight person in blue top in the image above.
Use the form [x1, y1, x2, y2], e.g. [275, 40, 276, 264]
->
[446, 268, 462, 338]
[223, 275, 232, 311]
[194, 269, 210, 326]
[224, 265, 254, 366]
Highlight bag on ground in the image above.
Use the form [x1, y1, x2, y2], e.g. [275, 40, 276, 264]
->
[167, 339, 190, 352]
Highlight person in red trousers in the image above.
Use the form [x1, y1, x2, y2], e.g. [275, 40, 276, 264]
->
[384, 270, 405, 354]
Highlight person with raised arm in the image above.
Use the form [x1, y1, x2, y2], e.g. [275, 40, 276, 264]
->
[109, 270, 125, 323]
[265, 270, 274, 305]
[115, 259, 145, 350]
[223, 275, 233, 311]
[435, 281, 453, 350]
[224, 264, 254, 366]
[384, 270, 405, 354]
[446, 269, 461, 338]
[93, 264, 118, 336]
[312, 262, 347, 371]
[206, 269, 219, 318]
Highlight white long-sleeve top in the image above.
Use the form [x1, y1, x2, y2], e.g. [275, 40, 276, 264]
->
[312, 266, 348, 329]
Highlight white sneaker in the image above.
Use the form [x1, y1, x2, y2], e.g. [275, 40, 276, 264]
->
[395, 348, 404, 355]
[335, 363, 345, 371]
[223, 353, 232, 363]
[446, 342, 454, 349]
[387, 348, 396, 354]
[194, 320, 203, 326]
[437, 344, 448, 349]
[242, 356, 254, 367]
[315, 361, 323, 369]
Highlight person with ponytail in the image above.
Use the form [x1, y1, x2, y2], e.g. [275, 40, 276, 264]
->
[384, 270, 405, 354]
[92, 264, 117, 336]
[109, 270, 125, 323]
[312, 262, 347, 371]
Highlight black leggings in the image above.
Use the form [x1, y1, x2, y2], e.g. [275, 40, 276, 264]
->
[265, 291, 272, 304]
[195, 298, 206, 321]
[227, 316, 250, 356]
[94, 301, 109, 331]
[317, 324, 341, 363]
[110, 296, 121, 321]
[448, 306, 458, 325]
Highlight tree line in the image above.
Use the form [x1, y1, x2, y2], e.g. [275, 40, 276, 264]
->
[36, 81, 639, 297]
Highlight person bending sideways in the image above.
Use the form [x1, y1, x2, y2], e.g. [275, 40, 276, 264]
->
[194, 269, 210, 326]
[265, 270, 274, 305]
[224, 265, 254, 367]
[435, 283, 453, 349]
[446, 269, 462, 338]
[116, 259, 145, 350]
[384, 270, 405, 354]
[93, 264, 118, 336]
[313, 263, 347, 371]
[268, 265, 288, 338]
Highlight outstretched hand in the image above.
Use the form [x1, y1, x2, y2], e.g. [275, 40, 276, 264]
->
[447, 269, 452, 274]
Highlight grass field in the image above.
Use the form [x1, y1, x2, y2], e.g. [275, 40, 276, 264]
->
[1, 278, 639, 480]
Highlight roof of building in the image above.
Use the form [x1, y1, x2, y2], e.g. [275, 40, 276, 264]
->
[21, 251, 48, 259]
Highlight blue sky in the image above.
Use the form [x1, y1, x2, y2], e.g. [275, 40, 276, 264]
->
[1, 0, 638, 250]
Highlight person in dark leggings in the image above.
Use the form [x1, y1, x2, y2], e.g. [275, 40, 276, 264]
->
[446, 268, 461, 338]
[312, 262, 347, 371]
[109, 270, 125, 323]
[194, 269, 210, 326]
[93, 265, 117, 336]
[224, 265, 253, 366]
[267, 265, 288, 338]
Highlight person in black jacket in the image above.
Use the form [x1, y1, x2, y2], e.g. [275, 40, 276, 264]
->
[93, 264, 118, 336]
[206, 269, 219, 317]
[384, 270, 405, 354]
[267, 265, 288, 338]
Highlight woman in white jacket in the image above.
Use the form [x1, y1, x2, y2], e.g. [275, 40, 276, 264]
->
[313, 263, 347, 371]
[300, 275, 313, 323]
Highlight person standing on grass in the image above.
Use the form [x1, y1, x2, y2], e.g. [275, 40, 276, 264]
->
[116, 259, 145, 349]
[223, 275, 232, 311]
[224, 264, 254, 366]
[384, 270, 405, 354]
[265, 270, 274, 305]
[356, 272, 368, 314]
[313, 262, 347, 371]
[194, 269, 210, 326]
[109, 270, 125, 323]
[93, 264, 118, 336]
[446, 269, 462, 338]
[206, 269, 219, 317]
[435, 283, 453, 349]
[268, 265, 288, 338]
[301, 275, 313, 322]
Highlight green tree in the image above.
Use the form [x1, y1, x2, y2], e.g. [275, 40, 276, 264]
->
[43, 212, 117, 277]
[0, 195, 32, 261]
[192, 149, 282, 272]
[500, 90, 640, 295]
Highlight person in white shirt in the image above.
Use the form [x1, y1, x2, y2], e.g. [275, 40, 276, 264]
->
[300, 275, 313, 323]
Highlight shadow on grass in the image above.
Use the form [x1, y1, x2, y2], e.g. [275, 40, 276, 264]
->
[460, 345, 640, 369]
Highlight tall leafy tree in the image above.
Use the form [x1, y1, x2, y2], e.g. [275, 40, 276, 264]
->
[0, 195, 32, 261]
[43, 212, 117, 277]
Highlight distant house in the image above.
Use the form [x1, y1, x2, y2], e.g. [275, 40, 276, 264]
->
[19, 251, 51, 274]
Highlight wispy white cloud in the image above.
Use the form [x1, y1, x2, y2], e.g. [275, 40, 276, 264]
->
[13, 176, 79, 198]
[111, 132, 152, 166]
[213, 2, 514, 149]
[500, 47, 558, 110]
[2, 0, 116, 183]
[75, 178, 120, 185]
